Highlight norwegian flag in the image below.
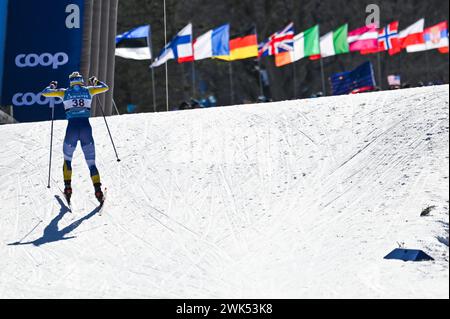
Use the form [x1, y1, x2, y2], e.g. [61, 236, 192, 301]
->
[259, 22, 294, 57]
[361, 21, 400, 55]
[379, 21, 400, 54]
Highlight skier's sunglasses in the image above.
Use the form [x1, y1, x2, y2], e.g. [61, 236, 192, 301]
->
[70, 77, 85, 86]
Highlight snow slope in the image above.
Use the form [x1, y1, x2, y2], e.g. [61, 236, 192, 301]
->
[0, 85, 448, 299]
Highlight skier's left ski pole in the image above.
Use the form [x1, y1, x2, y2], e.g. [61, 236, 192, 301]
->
[47, 102, 55, 188]
[101, 100, 121, 162]
[95, 95, 121, 162]
[90, 77, 121, 162]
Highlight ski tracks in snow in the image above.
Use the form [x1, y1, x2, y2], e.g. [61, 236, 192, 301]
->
[0, 85, 448, 298]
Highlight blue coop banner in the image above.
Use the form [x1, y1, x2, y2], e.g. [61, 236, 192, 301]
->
[1, 0, 84, 122]
[0, 0, 9, 102]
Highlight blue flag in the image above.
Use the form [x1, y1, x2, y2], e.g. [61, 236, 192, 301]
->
[330, 61, 376, 95]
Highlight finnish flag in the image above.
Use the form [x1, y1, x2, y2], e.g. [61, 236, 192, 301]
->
[116, 25, 152, 60]
[151, 23, 194, 68]
[194, 24, 230, 60]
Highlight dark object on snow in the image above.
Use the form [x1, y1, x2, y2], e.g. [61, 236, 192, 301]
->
[420, 205, 436, 217]
[384, 248, 434, 261]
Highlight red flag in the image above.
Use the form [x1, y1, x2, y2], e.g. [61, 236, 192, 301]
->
[348, 24, 379, 52]
[398, 19, 425, 53]
[361, 22, 400, 55]
[439, 46, 449, 53]
[309, 54, 321, 60]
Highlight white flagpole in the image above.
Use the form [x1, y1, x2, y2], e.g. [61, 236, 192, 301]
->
[292, 63, 297, 98]
[425, 50, 431, 82]
[320, 57, 326, 95]
[254, 25, 264, 98]
[376, 51, 383, 89]
[191, 23, 196, 99]
[228, 62, 234, 104]
[163, 0, 169, 112]
[148, 26, 157, 112]
[192, 61, 196, 98]
[151, 65, 157, 112]
[257, 59, 264, 98]
[318, 25, 326, 96]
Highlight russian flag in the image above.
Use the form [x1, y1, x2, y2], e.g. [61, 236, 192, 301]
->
[194, 24, 230, 60]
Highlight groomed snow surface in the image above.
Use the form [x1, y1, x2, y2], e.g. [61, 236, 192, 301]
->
[0, 85, 448, 299]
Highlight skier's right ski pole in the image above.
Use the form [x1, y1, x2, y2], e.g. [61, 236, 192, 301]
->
[47, 103, 55, 188]
[95, 95, 121, 162]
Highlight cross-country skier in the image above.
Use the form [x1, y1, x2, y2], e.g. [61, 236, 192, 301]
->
[42, 72, 109, 205]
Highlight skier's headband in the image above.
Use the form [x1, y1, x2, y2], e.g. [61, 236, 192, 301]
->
[70, 76, 84, 86]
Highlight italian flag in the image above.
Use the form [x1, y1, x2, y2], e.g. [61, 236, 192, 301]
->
[310, 24, 349, 60]
[275, 25, 320, 67]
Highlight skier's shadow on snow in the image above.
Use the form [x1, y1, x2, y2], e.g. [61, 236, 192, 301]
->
[8, 195, 101, 247]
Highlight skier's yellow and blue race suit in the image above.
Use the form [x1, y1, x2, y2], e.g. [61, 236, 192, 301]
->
[42, 76, 109, 190]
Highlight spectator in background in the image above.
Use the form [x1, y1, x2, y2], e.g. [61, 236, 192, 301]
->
[127, 104, 137, 113]
[208, 95, 217, 107]
[257, 96, 271, 103]
[190, 98, 200, 109]
[311, 91, 327, 98]
[387, 75, 401, 90]
[179, 101, 190, 110]
[402, 83, 411, 89]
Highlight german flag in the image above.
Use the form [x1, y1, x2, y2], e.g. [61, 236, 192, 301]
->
[216, 27, 258, 61]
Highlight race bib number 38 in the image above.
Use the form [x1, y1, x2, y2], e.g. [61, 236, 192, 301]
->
[64, 98, 92, 110]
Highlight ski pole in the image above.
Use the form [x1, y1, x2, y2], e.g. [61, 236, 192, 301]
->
[47, 103, 55, 188]
[95, 95, 121, 162]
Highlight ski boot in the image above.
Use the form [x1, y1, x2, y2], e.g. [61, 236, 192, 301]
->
[94, 183, 104, 205]
[63, 184, 72, 206]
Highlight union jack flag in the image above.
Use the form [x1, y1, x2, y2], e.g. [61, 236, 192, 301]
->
[259, 22, 294, 57]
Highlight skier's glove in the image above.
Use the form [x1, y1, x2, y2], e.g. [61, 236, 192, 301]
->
[49, 81, 58, 89]
[89, 76, 98, 85]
